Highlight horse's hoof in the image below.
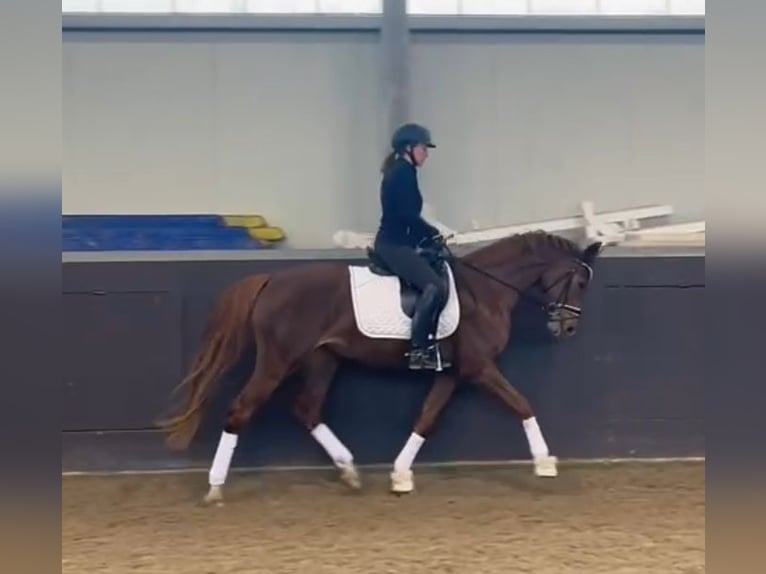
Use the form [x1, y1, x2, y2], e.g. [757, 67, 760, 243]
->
[339, 463, 362, 490]
[390, 469, 414, 494]
[534, 455, 558, 478]
[203, 485, 224, 506]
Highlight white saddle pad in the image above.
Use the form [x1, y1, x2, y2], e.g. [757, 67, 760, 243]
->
[348, 263, 461, 340]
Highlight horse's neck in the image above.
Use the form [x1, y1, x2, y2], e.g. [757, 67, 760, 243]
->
[461, 250, 548, 305]
[484, 249, 548, 285]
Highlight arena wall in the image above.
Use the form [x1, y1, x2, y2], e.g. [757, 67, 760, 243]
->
[62, 248, 704, 473]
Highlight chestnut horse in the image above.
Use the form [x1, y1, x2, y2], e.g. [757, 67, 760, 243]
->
[158, 230, 601, 504]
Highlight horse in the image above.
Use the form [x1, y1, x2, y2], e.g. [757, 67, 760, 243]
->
[157, 230, 602, 504]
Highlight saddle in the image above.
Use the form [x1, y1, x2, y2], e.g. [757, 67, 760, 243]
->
[365, 244, 451, 319]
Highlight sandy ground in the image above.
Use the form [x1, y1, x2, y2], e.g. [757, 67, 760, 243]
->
[62, 461, 704, 574]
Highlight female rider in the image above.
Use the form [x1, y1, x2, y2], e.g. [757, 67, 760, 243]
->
[373, 123, 449, 371]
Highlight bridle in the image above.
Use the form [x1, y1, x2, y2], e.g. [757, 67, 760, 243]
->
[423, 236, 594, 323]
[459, 257, 592, 320]
[542, 260, 593, 320]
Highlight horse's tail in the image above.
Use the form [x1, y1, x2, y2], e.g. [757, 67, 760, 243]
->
[157, 274, 271, 450]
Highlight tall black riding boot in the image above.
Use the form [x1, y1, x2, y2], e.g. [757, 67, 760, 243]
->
[408, 285, 449, 371]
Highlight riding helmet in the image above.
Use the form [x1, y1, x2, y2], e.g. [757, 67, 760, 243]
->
[391, 123, 436, 151]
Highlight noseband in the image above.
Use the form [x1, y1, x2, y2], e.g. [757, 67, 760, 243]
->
[544, 260, 593, 320]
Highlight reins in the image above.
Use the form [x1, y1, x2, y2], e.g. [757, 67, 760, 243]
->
[427, 236, 593, 316]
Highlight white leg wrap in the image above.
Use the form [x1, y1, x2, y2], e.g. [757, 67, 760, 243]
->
[523, 416, 550, 460]
[523, 416, 558, 477]
[311, 423, 353, 466]
[394, 432, 425, 472]
[209, 431, 238, 487]
[390, 433, 425, 494]
[390, 468, 415, 493]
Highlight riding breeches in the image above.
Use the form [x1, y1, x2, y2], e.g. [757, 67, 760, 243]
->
[372, 240, 447, 348]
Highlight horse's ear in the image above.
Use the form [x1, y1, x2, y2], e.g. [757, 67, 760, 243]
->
[582, 241, 602, 265]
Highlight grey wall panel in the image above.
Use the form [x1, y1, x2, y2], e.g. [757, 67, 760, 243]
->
[409, 33, 704, 231]
[63, 36, 219, 213]
[63, 29, 703, 247]
[63, 30, 385, 247]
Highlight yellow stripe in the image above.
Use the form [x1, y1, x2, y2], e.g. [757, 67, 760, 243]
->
[222, 215, 266, 228]
[248, 227, 285, 242]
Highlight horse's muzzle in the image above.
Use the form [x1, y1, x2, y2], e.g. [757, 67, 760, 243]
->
[546, 305, 581, 339]
[547, 319, 578, 339]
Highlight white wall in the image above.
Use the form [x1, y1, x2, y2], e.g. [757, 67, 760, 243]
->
[63, 29, 703, 247]
[407, 33, 704, 232]
[63, 31, 384, 247]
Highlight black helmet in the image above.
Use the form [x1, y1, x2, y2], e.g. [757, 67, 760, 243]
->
[391, 123, 436, 151]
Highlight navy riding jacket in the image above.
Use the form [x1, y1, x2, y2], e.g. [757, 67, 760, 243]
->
[375, 157, 439, 248]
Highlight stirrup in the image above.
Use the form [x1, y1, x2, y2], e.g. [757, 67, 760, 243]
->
[407, 344, 449, 372]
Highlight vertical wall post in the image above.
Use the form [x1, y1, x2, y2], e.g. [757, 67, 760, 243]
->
[381, 0, 410, 139]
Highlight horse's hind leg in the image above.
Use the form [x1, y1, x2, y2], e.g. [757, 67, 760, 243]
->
[204, 350, 289, 505]
[291, 348, 360, 489]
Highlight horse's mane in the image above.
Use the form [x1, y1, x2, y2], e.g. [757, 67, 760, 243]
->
[461, 229, 583, 268]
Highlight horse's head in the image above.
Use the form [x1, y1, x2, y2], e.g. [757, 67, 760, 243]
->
[537, 241, 602, 340]
[460, 230, 603, 339]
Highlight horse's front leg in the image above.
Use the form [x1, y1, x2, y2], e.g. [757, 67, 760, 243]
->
[472, 364, 558, 477]
[390, 373, 458, 494]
